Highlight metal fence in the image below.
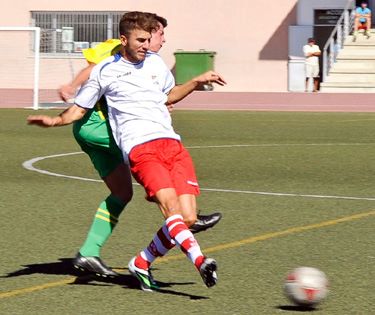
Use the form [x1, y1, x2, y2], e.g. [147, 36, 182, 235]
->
[31, 11, 124, 54]
[322, 1, 356, 81]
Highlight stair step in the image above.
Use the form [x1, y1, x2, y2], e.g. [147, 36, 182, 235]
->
[333, 58, 375, 63]
[345, 36, 375, 45]
[337, 55, 375, 60]
[330, 68, 375, 74]
[324, 29, 375, 91]
[330, 63, 375, 73]
[320, 87, 375, 92]
[324, 73, 375, 82]
[344, 41, 375, 46]
[321, 82, 375, 87]
[342, 45, 375, 50]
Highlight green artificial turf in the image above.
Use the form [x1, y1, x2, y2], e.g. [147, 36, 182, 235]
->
[0, 109, 374, 314]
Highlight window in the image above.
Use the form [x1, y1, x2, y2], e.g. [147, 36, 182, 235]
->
[31, 11, 124, 55]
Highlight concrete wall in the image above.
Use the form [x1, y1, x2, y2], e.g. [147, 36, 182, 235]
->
[0, 0, 298, 93]
[297, 0, 350, 25]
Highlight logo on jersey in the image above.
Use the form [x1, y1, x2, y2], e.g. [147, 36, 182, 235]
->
[117, 71, 131, 78]
[151, 74, 160, 85]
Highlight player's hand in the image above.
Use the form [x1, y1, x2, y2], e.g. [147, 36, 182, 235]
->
[167, 104, 175, 113]
[59, 84, 76, 102]
[27, 115, 61, 128]
[194, 71, 227, 86]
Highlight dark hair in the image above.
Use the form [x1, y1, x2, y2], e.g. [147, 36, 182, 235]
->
[119, 11, 159, 37]
[154, 14, 168, 28]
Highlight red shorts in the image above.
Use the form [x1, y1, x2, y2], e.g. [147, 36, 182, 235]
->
[129, 138, 200, 200]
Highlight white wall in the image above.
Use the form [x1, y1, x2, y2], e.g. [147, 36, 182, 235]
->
[289, 25, 314, 58]
[0, 0, 298, 93]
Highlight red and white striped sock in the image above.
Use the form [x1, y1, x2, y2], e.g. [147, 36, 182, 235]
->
[166, 214, 205, 269]
[134, 223, 175, 270]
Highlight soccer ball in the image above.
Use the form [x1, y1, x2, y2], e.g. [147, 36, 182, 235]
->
[284, 267, 328, 307]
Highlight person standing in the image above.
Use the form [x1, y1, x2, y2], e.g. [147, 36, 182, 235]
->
[303, 38, 321, 93]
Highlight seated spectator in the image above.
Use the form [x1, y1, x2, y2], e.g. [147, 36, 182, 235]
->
[353, 1, 372, 40]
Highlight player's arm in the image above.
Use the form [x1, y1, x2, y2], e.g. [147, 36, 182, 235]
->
[166, 71, 226, 105]
[27, 105, 87, 128]
[59, 63, 96, 102]
[355, 8, 361, 18]
[312, 50, 321, 56]
[303, 46, 310, 57]
[29, 65, 104, 128]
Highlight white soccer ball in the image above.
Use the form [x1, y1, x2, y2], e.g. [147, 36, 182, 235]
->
[284, 267, 328, 307]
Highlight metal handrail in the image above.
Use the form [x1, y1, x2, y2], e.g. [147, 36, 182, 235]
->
[322, 0, 356, 81]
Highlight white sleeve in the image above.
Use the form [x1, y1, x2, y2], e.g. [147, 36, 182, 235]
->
[163, 69, 175, 94]
[74, 64, 104, 109]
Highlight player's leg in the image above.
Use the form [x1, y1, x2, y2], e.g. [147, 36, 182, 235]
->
[313, 77, 319, 92]
[129, 188, 217, 290]
[131, 194, 211, 270]
[305, 65, 310, 92]
[353, 18, 359, 41]
[78, 162, 132, 257]
[72, 113, 131, 277]
[128, 140, 217, 290]
[366, 19, 371, 37]
[354, 17, 360, 31]
[179, 194, 222, 233]
[179, 194, 197, 227]
[312, 65, 320, 92]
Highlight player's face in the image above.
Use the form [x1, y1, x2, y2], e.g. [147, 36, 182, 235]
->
[149, 22, 166, 53]
[121, 29, 151, 63]
[362, 3, 367, 8]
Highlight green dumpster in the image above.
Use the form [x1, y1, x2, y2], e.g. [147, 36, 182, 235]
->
[174, 50, 216, 90]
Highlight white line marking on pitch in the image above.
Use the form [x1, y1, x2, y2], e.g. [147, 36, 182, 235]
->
[22, 143, 375, 202]
[187, 143, 375, 149]
[200, 188, 375, 201]
[22, 152, 102, 183]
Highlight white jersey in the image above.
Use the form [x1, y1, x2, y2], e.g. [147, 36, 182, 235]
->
[303, 44, 321, 66]
[75, 52, 180, 154]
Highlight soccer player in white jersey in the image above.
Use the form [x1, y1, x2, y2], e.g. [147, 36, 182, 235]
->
[28, 12, 226, 290]
[57, 13, 222, 278]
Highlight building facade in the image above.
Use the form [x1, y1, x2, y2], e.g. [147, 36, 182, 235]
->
[0, 0, 370, 99]
[0, 0, 297, 98]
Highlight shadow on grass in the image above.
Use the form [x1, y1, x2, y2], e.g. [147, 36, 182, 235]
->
[3, 258, 75, 277]
[276, 305, 317, 312]
[2, 257, 209, 300]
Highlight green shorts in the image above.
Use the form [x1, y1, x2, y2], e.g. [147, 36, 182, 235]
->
[73, 105, 123, 178]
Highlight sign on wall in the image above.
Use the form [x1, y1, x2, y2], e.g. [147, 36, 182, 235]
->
[314, 9, 344, 25]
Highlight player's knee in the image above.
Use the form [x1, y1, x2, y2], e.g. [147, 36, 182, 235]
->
[117, 188, 133, 204]
[155, 188, 182, 217]
[183, 215, 197, 227]
[163, 199, 182, 218]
